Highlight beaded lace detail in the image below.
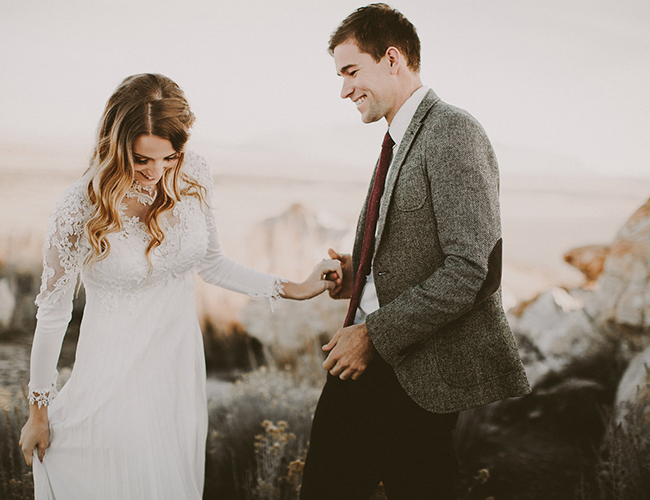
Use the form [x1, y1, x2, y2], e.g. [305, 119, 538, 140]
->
[269, 277, 288, 312]
[35, 179, 91, 308]
[125, 181, 157, 206]
[28, 388, 58, 409]
[28, 372, 59, 408]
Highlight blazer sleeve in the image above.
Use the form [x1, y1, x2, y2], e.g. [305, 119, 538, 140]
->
[365, 110, 503, 366]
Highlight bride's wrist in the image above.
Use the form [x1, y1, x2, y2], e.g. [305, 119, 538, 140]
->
[28, 404, 49, 422]
[279, 281, 306, 300]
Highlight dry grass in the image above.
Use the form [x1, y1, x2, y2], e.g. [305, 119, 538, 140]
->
[3, 360, 650, 500]
[204, 368, 320, 500]
[0, 395, 33, 500]
[1, 262, 649, 499]
[202, 319, 267, 378]
[253, 420, 302, 499]
[579, 398, 650, 500]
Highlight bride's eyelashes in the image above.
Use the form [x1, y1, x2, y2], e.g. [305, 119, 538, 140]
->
[133, 155, 180, 167]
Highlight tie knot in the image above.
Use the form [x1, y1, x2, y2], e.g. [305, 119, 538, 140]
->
[382, 131, 395, 150]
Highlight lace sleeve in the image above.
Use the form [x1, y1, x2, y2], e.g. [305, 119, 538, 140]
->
[28, 181, 90, 408]
[186, 152, 287, 302]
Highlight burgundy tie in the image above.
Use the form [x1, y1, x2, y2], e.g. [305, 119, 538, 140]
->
[343, 131, 395, 327]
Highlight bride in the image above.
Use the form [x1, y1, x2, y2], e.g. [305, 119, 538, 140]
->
[19, 73, 342, 499]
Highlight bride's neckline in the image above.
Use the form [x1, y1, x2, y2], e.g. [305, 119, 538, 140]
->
[125, 181, 157, 206]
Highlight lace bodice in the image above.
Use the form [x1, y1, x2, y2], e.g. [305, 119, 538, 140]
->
[29, 152, 285, 408]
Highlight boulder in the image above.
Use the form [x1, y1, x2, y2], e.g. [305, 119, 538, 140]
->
[0, 278, 15, 329]
[462, 197, 650, 498]
[563, 244, 610, 285]
[613, 344, 650, 426]
[0, 267, 41, 338]
[241, 204, 349, 349]
[245, 203, 349, 281]
[585, 198, 650, 333]
[510, 287, 610, 387]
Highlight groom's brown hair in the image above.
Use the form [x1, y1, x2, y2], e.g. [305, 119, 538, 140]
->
[328, 3, 421, 72]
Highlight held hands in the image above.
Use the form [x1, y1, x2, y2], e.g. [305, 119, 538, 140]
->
[326, 248, 352, 299]
[283, 248, 374, 381]
[19, 412, 50, 466]
[322, 249, 374, 380]
[322, 322, 376, 380]
[281, 258, 343, 300]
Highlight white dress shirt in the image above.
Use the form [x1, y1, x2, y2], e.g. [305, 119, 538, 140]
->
[355, 85, 430, 324]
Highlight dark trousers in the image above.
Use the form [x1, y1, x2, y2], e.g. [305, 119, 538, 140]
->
[300, 356, 459, 500]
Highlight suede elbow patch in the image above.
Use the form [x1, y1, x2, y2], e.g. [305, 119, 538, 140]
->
[474, 238, 502, 306]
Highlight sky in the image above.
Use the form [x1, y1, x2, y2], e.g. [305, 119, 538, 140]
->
[1, 0, 649, 178]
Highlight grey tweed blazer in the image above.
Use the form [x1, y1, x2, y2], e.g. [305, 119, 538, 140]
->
[360, 89, 531, 413]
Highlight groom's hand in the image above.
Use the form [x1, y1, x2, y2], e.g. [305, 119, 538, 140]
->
[322, 323, 376, 380]
[326, 248, 352, 299]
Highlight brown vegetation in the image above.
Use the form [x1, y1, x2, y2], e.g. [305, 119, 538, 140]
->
[0, 394, 33, 500]
[2, 258, 650, 499]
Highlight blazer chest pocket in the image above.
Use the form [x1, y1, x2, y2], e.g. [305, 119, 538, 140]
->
[393, 166, 428, 212]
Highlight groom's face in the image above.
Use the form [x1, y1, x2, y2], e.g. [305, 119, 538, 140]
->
[334, 40, 394, 124]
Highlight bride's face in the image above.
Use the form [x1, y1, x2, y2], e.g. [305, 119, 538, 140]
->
[131, 134, 180, 186]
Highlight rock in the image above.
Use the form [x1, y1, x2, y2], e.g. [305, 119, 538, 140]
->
[585, 198, 650, 333]
[241, 204, 350, 349]
[0, 341, 31, 410]
[0, 278, 15, 329]
[511, 287, 610, 387]
[461, 197, 650, 498]
[0, 266, 40, 338]
[245, 203, 349, 281]
[563, 245, 610, 285]
[613, 344, 650, 426]
[242, 292, 347, 349]
[532, 199, 650, 372]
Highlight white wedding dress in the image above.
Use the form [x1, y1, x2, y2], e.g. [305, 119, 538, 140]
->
[28, 152, 283, 499]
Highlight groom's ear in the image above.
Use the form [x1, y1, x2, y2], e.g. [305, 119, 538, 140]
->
[385, 46, 402, 74]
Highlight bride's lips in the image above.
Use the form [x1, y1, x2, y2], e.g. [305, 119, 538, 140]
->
[138, 171, 156, 181]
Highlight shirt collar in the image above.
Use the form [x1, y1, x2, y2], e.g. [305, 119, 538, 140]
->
[388, 85, 429, 148]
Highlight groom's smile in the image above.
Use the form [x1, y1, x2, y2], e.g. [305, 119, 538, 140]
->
[334, 40, 398, 124]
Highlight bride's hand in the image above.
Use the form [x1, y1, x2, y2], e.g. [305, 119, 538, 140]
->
[19, 409, 50, 466]
[281, 259, 343, 300]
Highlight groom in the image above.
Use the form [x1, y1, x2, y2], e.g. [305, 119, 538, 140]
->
[300, 4, 530, 499]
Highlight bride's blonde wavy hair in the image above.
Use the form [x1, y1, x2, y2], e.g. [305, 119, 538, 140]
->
[84, 73, 206, 266]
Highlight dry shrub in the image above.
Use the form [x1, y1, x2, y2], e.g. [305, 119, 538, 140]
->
[580, 397, 650, 499]
[455, 376, 609, 500]
[0, 263, 39, 342]
[253, 420, 303, 499]
[0, 396, 33, 500]
[263, 336, 328, 389]
[202, 319, 267, 378]
[204, 368, 320, 500]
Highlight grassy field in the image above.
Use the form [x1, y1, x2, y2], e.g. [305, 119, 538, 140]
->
[2, 346, 649, 500]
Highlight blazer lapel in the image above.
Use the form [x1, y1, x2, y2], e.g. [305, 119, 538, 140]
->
[374, 89, 440, 255]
